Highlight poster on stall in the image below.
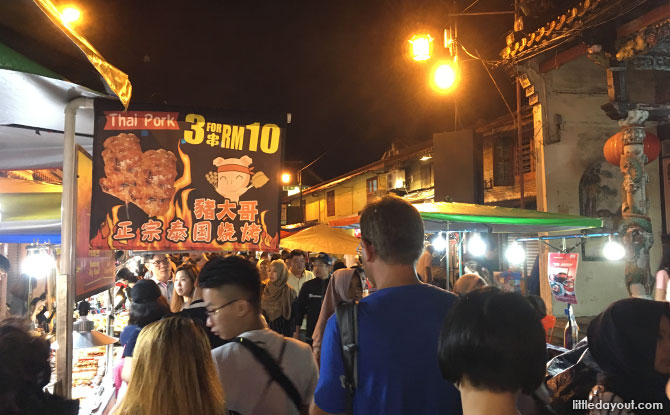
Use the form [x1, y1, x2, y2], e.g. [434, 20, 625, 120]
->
[547, 252, 579, 304]
[89, 101, 284, 252]
[75, 146, 116, 301]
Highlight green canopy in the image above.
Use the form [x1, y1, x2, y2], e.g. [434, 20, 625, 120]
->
[0, 42, 62, 79]
[329, 202, 603, 234]
[414, 202, 603, 233]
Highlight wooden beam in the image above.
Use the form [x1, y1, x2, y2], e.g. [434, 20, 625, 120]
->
[617, 4, 670, 39]
[539, 43, 589, 73]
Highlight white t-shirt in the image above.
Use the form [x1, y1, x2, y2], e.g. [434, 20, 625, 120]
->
[211, 328, 318, 415]
[287, 270, 315, 293]
[417, 250, 433, 282]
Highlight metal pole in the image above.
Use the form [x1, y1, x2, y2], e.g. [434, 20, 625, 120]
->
[55, 97, 93, 399]
[299, 170, 303, 223]
[106, 288, 114, 372]
[445, 232, 451, 291]
[0, 244, 6, 318]
[517, 77, 525, 209]
[458, 232, 463, 276]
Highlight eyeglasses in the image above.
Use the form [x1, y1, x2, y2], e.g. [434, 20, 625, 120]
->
[206, 298, 245, 316]
[150, 258, 169, 267]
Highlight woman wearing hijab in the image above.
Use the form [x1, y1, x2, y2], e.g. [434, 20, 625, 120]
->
[261, 260, 298, 336]
[311, 267, 364, 362]
[587, 298, 670, 413]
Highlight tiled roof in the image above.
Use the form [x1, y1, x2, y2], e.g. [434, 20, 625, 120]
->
[500, 0, 627, 62]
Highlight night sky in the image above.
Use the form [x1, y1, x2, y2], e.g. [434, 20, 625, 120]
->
[1, 0, 517, 182]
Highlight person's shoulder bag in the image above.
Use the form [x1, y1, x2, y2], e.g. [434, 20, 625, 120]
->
[335, 300, 359, 413]
[231, 336, 303, 412]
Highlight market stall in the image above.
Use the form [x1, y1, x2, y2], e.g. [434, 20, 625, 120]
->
[329, 201, 604, 293]
[280, 223, 359, 255]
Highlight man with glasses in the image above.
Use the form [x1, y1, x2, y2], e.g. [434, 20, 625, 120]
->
[311, 196, 462, 415]
[144, 254, 174, 302]
[200, 255, 318, 415]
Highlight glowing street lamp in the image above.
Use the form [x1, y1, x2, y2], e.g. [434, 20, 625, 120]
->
[409, 34, 433, 61]
[432, 61, 457, 92]
[60, 6, 81, 25]
[281, 172, 292, 184]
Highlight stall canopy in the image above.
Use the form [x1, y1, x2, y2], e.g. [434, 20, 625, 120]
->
[280, 224, 360, 255]
[0, 177, 62, 243]
[0, 43, 112, 241]
[0, 42, 110, 170]
[329, 202, 603, 234]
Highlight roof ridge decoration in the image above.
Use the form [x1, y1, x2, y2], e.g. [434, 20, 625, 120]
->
[616, 18, 670, 71]
[501, 0, 629, 63]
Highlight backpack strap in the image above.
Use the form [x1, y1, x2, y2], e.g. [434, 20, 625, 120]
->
[335, 301, 358, 410]
[232, 337, 303, 411]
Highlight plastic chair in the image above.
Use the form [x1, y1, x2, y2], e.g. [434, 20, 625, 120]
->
[541, 314, 557, 344]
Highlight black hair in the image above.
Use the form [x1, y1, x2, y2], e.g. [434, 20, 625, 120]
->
[332, 261, 347, 272]
[0, 318, 52, 411]
[77, 301, 91, 317]
[658, 248, 670, 272]
[116, 267, 135, 282]
[288, 249, 305, 260]
[270, 253, 281, 261]
[526, 295, 547, 318]
[129, 296, 170, 327]
[360, 195, 424, 265]
[438, 287, 546, 394]
[0, 254, 9, 272]
[199, 256, 262, 311]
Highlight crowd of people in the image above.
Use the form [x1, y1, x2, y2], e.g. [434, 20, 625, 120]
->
[2, 195, 670, 414]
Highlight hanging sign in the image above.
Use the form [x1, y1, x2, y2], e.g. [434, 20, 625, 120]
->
[547, 252, 579, 304]
[76, 146, 116, 301]
[89, 100, 283, 252]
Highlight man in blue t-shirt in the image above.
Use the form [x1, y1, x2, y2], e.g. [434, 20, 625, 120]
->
[310, 196, 462, 415]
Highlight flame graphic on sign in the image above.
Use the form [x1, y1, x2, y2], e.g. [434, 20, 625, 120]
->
[91, 141, 278, 252]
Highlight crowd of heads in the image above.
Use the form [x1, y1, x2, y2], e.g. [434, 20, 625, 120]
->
[5, 196, 670, 415]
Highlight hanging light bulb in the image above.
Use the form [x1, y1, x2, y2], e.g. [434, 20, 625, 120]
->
[22, 248, 56, 279]
[431, 232, 447, 252]
[603, 235, 625, 261]
[505, 242, 526, 265]
[467, 233, 487, 257]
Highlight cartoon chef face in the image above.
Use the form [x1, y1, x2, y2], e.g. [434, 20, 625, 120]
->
[211, 156, 252, 202]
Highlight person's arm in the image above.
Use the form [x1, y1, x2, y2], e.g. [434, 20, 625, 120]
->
[310, 317, 349, 415]
[656, 270, 669, 301]
[121, 357, 133, 383]
[424, 265, 433, 284]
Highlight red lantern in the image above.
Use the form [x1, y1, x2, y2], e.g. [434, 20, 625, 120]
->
[603, 130, 660, 166]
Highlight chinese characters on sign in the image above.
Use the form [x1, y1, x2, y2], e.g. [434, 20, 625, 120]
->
[90, 101, 283, 251]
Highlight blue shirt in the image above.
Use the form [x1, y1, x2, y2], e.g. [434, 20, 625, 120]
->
[314, 284, 462, 415]
[120, 324, 141, 357]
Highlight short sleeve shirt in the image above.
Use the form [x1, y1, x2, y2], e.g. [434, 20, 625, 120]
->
[314, 284, 462, 414]
[211, 328, 319, 415]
